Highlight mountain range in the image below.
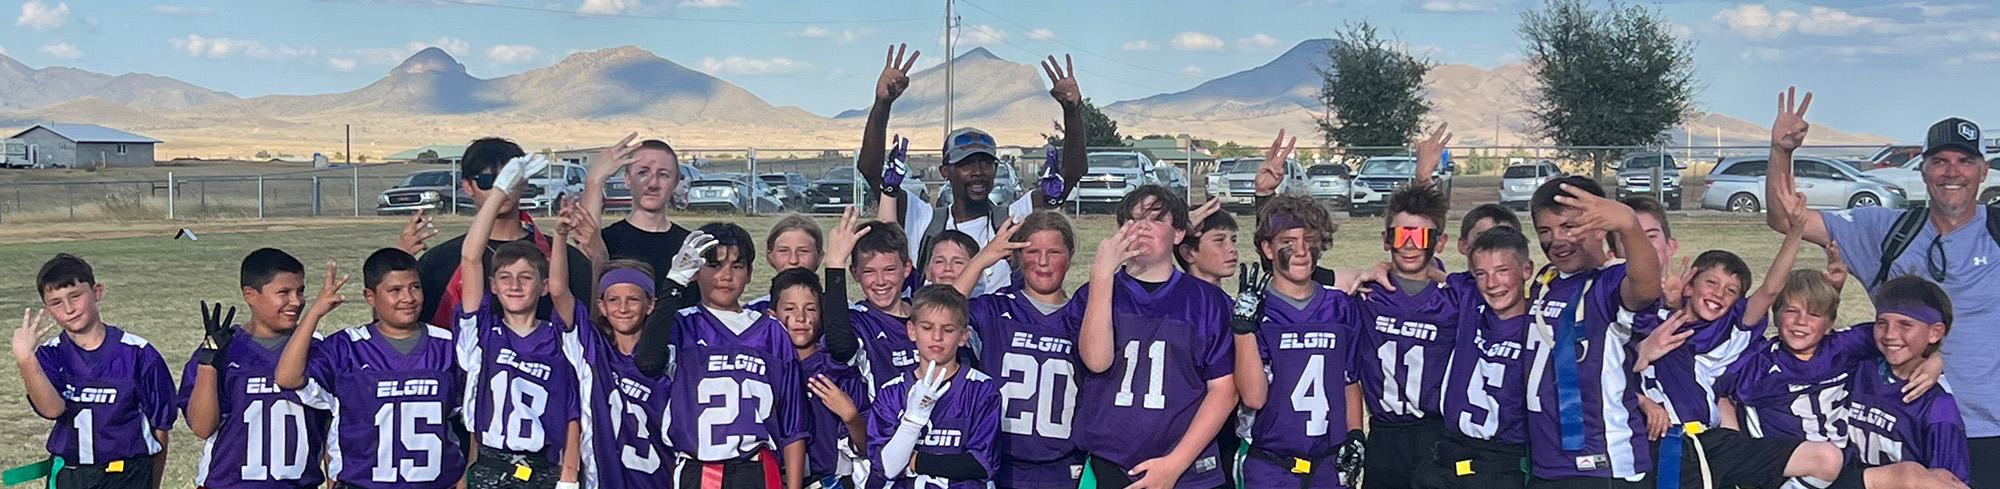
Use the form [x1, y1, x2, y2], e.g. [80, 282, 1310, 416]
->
[0, 40, 1890, 158]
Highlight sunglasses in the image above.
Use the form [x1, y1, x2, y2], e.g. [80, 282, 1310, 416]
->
[1385, 226, 1442, 250]
[952, 131, 995, 149]
[468, 172, 497, 190]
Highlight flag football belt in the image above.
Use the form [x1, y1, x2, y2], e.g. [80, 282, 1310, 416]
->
[681, 448, 780, 489]
[485, 448, 557, 482]
[1243, 444, 1338, 489]
[1657, 422, 1713, 489]
[2, 456, 57, 488]
[1436, 431, 1527, 478]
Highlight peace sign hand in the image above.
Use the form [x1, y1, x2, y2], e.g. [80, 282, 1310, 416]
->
[395, 209, 438, 256]
[877, 44, 921, 103]
[1041, 54, 1081, 107]
[1772, 86, 1813, 151]
[589, 132, 642, 184]
[1255, 129, 1297, 195]
[310, 260, 351, 317]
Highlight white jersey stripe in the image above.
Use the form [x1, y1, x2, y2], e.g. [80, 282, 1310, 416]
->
[1603, 308, 1643, 480]
[561, 329, 600, 489]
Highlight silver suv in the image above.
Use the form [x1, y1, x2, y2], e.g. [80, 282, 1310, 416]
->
[1613, 152, 1685, 209]
[1700, 156, 1907, 212]
[1206, 157, 1305, 211]
[1074, 152, 1167, 213]
[1500, 161, 1564, 210]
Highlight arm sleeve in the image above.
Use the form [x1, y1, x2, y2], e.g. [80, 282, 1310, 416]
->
[867, 382, 912, 479]
[632, 306, 680, 378]
[297, 341, 340, 411]
[1924, 414, 1973, 485]
[1818, 207, 1898, 292]
[1195, 294, 1236, 381]
[174, 352, 198, 415]
[138, 347, 180, 434]
[416, 243, 456, 328]
[565, 244, 594, 307]
[822, 269, 860, 363]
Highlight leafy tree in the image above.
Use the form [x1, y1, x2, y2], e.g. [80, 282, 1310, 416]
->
[1519, 0, 1697, 179]
[417, 149, 440, 162]
[1044, 98, 1124, 148]
[255, 150, 271, 160]
[1315, 22, 1434, 157]
[358, 155, 372, 163]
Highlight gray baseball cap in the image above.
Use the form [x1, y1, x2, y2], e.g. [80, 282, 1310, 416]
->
[944, 127, 998, 165]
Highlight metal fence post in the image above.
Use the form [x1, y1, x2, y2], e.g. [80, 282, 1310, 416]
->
[67, 183, 74, 220]
[747, 147, 759, 216]
[312, 176, 322, 216]
[353, 165, 361, 217]
[200, 180, 207, 213]
[258, 176, 266, 218]
[167, 172, 175, 220]
[1652, 150, 1664, 203]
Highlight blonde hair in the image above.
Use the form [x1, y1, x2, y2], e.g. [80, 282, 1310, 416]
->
[1775, 269, 1840, 320]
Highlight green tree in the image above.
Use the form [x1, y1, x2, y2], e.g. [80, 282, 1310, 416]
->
[1519, 0, 1697, 179]
[1315, 22, 1434, 157]
[1044, 98, 1124, 148]
[255, 150, 272, 160]
[417, 149, 440, 163]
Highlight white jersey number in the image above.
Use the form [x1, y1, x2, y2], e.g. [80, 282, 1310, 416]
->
[73, 408, 95, 465]
[483, 371, 550, 451]
[1115, 340, 1168, 410]
[1457, 359, 1508, 438]
[999, 352, 1078, 438]
[1847, 428, 1905, 466]
[372, 401, 445, 483]
[696, 377, 775, 459]
[1290, 354, 1332, 437]
[240, 399, 310, 481]
[607, 393, 663, 473]
[1791, 385, 1849, 445]
[1377, 341, 1428, 417]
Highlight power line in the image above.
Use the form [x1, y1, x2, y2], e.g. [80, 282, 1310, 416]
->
[955, 0, 1202, 80]
[426, 0, 932, 25]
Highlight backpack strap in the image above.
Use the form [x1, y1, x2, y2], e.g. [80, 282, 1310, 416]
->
[1986, 205, 2000, 253]
[1874, 207, 1930, 288]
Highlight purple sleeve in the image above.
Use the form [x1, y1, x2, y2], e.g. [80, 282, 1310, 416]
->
[308, 339, 342, 389]
[174, 352, 199, 414]
[33, 344, 60, 396]
[1924, 400, 1973, 485]
[1827, 322, 1877, 360]
[1193, 294, 1234, 381]
[771, 356, 809, 446]
[136, 346, 179, 433]
[867, 381, 908, 478]
[967, 382, 1002, 475]
[1732, 298, 1768, 332]
[1058, 286, 1090, 338]
[1593, 263, 1633, 316]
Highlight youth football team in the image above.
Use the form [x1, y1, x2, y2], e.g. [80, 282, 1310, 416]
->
[10, 46, 1981, 489]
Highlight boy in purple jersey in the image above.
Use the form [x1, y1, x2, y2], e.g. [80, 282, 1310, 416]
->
[921, 230, 979, 293]
[1454, 204, 1520, 260]
[1845, 277, 1972, 485]
[869, 285, 1002, 489]
[818, 207, 925, 399]
[773, 268, 873, 489]
[1519, 176, 1663, 488]
[1074, 185, 1237, 489]
[565, 252, 674, 489]
[1357, 170, 1470, 489]
[948, 210, 1088, 489]
[458, 155, 584, 489]
[1176, 199, 1239, 288]
[179, 248, 334, 489]
[276, 248, 469, 489]
[13, 254, 175, 489]
[747, 215, 826, 311]
[1414, 226, 1535, 489]
[1229, 195, 1366, 489]
[640, 222, 809, 489]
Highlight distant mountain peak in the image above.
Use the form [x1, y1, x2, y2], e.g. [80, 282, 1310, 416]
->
[394, 47, 466, 76]
[957, 47, 1002, 62]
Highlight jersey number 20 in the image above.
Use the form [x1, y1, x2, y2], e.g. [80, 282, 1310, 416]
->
[999, 352, 1077, 438]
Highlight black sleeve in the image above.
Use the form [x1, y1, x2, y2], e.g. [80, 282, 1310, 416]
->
[414, 238, 461, 327]
[821, 268, 859, 363]
[913, 452, 989, 480]
[633, 279, 702, 378]
[1313, 266, 1337, 288]
[565, 243, 594, 303]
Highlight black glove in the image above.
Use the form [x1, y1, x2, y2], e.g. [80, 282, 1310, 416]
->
[1336, 429, 1366, 487]
[194, 301, 236, 367]
[1231, 262, 1271, 334]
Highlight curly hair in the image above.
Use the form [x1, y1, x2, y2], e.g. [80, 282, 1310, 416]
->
[1386, 182, 1449, 230]
[1253, 195, 1336, 258]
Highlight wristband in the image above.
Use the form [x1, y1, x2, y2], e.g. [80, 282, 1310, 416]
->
[557, 482, 579, 489]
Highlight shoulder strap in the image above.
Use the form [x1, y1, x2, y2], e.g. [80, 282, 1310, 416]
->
[1985, 205, 2000, 251]
[1874, 207, 1930, 288]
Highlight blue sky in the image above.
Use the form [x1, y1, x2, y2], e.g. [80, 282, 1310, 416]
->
[1, 0, 1994, 140]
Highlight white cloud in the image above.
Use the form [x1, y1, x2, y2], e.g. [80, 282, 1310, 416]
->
[1236, 33, 1279, 51]
[677, 0, 740, 7]
[16, 0, 68, 31]
[1026, 28, 1056, 40]
[0, 45, 7, 55]
[38, 42, 80, 59]
[1121, 40, 1157, 51]
[328, 57, 357, 71]
[1908, 3, 1980, 18]
[486, 44, 542, 64]
[147, 5, 213, 16]
[698, 55, 811, 75]
[954, 24, 1006, 46]
[1172, 31, 1225, 51]
[1714, 4, 1883, 38]
[579, 0, 640, 14]
[1419, 0, 1497, 12]
[1179, 65, 1203, 75]
[169, 35, 317, 60]
[789, 26, 872, 43]
[351, 37, 472, 66]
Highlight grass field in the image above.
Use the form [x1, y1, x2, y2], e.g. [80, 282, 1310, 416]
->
[0, 209, 1861, 485]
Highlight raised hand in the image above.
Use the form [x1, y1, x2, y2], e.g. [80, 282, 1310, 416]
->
[876, 44, 920, 103]
[882, 135, 910, 188]
[1189, 197, 1222, 228]
[1414, 123, 1452, 182]
[1040, 54, 1081, 107]
[1661, 255, 1692, 308]
[1254, 130, 1297, 195]
[311, 261, 351, 316]
[1772, 87, 1813, 152]
[975, 216, 1030, 265]
[900, 360, 953, 426]
[1090, 220, 1146, 280]
[395, 209, 438, 256]
[1553, 183, 1640, 236]
[195, 301, 238, 366]
[824, 206, 874, 270]
[494, 154, 552, 197]
[589, 132, 641, 184]
[1636, 309, 1696, 371]
[1230, 262, 1271, 334]
[667, 230, 719, 287]
[807, 374, 861, 422]
[558, 198, 600, 251]
[12, 308, 53, 361]
[1821, 241, 1848, 291]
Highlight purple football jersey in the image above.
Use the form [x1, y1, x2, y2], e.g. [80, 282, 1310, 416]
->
[1843, 360, 1971, 485]
[800, 349, 870, 479]
[1241, 285, 1363, 464]
[1715, 324, 1876, 446]
[1522, 264, 1651, 480]
[848, 301, 920, 400]
[456, 295, 582, 464]
[34, 326, 177, 466]
[175, 328, 334, 489]
[968, 292, 1085, 489]
[867, 365, 1002, 489]
[662, 305, 809, 461]
[1440, 302, 1532, 446]
[1358, 279, 1467, 423]
[1066, 270, 1234, 489]
[308, 322, 467, 489]
[1633, 298, 1763, 428]
[561, 304, 672, 489]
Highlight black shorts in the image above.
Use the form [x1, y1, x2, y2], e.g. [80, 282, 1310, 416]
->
[1412, 433, 1525, 489]
[1526, 476, 1649, 489]
[1363, 417, 1446, 489]
[1647, 427, 1802, 489]
[672, 450, 781, 489]
[1081, 455, 1230, 489]
[53, 458, 152, 489]
[1970, 436, 2000, 489]
[464, 449, 560, 489]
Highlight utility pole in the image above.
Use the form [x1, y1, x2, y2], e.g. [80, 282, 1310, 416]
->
[944, 0, 956, 136]
[345, 124, 352, 164]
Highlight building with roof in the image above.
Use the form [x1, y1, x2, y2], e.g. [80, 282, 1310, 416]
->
[385, 144, 471, 165]
[4, 123, 161, 168]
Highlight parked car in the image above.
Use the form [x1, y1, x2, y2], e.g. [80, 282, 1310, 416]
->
[512, 162, 587, 214]
[1073, 152, 1170, 213]
[1206, 157, 1306, 211]
[1612, 152, 1685, 209]
[1863, 155, 2000, 205]
[937, 161, 1023, 207]
[376, 169, 471, 215]
[1348, 156, 1450, 217]
[803, 165, 928, 214]
[1862, 145, 1923, 169]
[759, 172, 812, 211]
[1305, 163, 1351, 207]
[1499, 160, 1564, 210]
[1701, 156, 1907, 212]
[686, 172, 785, 214]
[1164, 164, 1192, 200]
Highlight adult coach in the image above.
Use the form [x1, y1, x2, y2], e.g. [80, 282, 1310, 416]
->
[583, 133, 694, 301]
[415, 137, 593, 327]
[858, 44, 1088, 294]
[1763, 87, 1998, 482]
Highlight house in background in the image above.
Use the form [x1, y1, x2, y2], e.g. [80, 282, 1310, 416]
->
[4, 123, 161, 168]
[385, 144, 470, 165]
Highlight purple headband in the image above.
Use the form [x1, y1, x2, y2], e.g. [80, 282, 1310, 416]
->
[1875, 299, 1944, 325]
[599, 268, 656, 297]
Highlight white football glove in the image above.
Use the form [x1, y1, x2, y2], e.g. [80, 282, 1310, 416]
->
[494, 154, 552, 196]
[666, 231, 718, 286]
[900, 360, 953, 427]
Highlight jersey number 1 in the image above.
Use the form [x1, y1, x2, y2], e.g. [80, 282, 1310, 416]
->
[372, 401, 444, 483]
[1115, 340, 1167, 410]
[241, 399, 310, 481]
[483, 371, 550, 451]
